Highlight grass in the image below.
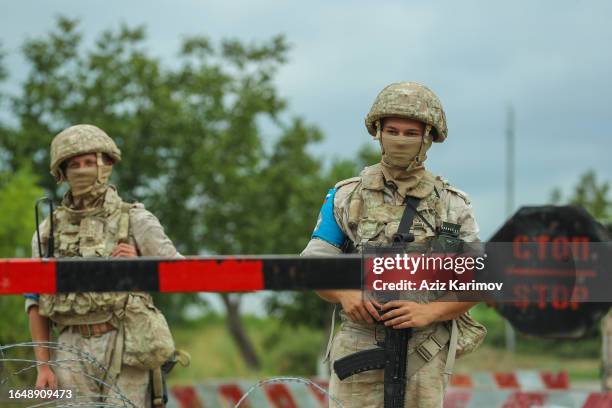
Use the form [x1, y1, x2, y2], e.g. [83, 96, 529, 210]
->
[454, 346, 600, 381]
[169, 314, 326, 384]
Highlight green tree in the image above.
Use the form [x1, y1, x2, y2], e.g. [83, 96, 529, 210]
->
[550, 170, 611, 222]
[265, 143, 381, 331]
[0, 17, 381, 370]
[3, 17, 211, 326]
[0, 44, 13, 173]
[0, 167, 44, 257]
[0, 166, 44, 387]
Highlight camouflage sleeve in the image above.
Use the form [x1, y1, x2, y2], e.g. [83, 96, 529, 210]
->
[457, 201, 480, 243]
[129, 208, 181, 258]
[443, 187, 481, 243]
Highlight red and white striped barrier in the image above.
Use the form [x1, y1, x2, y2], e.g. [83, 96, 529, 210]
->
[449, 371, 570, 390]
[444, 389, 612, 408]
[166, 372, 593, 408]
[169, 379, 330, 408]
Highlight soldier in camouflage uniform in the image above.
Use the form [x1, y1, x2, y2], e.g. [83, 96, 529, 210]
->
[303, 82, 486, 407]
[26, 124, 179, 407]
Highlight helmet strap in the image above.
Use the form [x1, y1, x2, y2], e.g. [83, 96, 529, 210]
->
[375, 120, 385, 154]
[415, 125, 432, 164]
[374, 120, 382, 140]
[96, 152, 104, 183]
[57, 168, 66, 184]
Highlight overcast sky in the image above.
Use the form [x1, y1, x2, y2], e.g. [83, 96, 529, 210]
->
[1, 0, 610, 241]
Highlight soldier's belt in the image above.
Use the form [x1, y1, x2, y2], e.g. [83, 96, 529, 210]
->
[70, 322, 116, 337]
[0, 256, 362, 294]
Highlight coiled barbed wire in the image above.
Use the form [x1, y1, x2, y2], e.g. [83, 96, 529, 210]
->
[0, 342, 136, 408]
[2, 343, 346, 408]
[1, 341, 132, 406]
[1, 342, 112, 386]
[234, 376, 344, 408]
[0, 358, 134, 408]
[2, 342, 111, 375]
[27, 396, 133, 408]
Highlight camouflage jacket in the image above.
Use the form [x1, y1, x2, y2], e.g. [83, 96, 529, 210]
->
[302, 163, 480, 337]
[26, 186, 180, 327]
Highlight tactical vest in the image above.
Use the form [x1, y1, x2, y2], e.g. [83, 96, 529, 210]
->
[341, 164, 448, 304]
[38, 187, 143, 326]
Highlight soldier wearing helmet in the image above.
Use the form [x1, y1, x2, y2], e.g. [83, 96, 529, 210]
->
[302, 82, 486, 407]
[26, 124, 181, 407]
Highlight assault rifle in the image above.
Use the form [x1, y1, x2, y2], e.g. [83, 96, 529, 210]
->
[333, 225, 417, 408]
[333, 316, 411, 408]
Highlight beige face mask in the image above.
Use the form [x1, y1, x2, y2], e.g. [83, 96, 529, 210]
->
[66, 167, 98, 196]
[378, 124, 435, 198]
[65, 154, 113, 197]
[381, 133, 431, 169]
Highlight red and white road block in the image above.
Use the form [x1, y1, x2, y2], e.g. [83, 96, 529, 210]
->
[169, 380, 330, 408]
[444, 389, 612, 408]
[166, 373, 606, 408]
[449, 371, 570, 390]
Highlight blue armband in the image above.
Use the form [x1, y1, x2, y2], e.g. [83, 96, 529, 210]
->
[24, 293, 40, 301]
[312, 188, 346, 247]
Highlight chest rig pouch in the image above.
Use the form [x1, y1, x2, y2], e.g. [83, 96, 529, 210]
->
[38, 189, 135, 326]
[348, 166, 440, 253]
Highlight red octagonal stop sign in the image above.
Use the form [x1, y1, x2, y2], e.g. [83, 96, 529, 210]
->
[484, 205, 610, 338]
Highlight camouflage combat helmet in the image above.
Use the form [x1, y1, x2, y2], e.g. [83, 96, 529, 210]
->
[50, 124, 121, 181]
[365, 82, 448, 142]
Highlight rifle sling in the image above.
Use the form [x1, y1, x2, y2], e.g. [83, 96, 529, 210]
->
[396, 196, 421, 236]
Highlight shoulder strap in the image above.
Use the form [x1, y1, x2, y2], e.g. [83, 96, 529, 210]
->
[393, 196, 421, 243]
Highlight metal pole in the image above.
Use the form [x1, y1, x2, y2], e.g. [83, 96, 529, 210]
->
[603, 225, 612, 390]
[504, 103, 517, 353]
[506, 104, 515, 219]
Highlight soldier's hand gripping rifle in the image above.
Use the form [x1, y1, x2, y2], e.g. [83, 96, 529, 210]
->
[333, 306, 412, 408]
[332, 196, 421, 408]
[333, 231, 414, 408]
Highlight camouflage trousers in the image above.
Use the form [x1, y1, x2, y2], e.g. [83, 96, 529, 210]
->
[328, 320, 448, 408]
[53, 328, 151, 407]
